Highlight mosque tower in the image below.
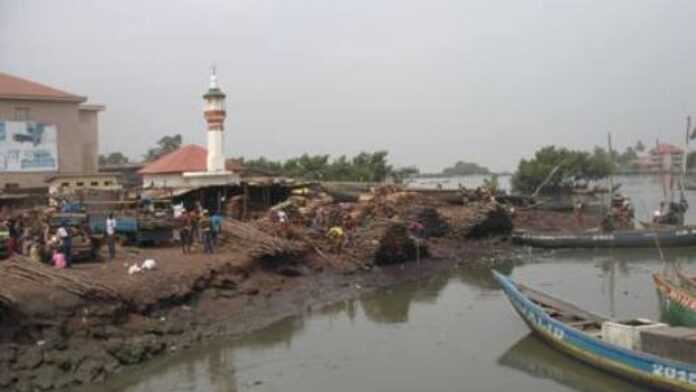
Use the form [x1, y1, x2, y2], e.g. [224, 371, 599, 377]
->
[203, 67, 227, 172]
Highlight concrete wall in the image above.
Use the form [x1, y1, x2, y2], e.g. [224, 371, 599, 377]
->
[48, 174, 121, 194]
[142, 172, 240, 189]
[0, 99, 100, 188]
[142, 173, 189, 189]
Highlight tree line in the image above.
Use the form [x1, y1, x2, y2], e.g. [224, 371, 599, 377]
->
[241, 151, 420, 182]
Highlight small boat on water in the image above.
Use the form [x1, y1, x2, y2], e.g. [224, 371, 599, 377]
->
[654, 273, 696, 327]
[512, 226, 696, 249]
[494, 271, 696, 391]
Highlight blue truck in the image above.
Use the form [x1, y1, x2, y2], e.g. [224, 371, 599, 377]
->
[88, 213, 173, 246]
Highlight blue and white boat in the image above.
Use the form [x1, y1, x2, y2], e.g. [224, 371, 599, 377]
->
[494, 271, 696, 391]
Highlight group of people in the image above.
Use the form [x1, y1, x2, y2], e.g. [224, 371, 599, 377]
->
[176, 209, 222, 254]
[1, 214, 80, 268]
[653, 199, 689, 226]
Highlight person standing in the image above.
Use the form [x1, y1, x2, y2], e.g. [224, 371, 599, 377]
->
[200, 211, 213, 254]
[105, 213, 117, 260]
[327, 226, 345, 254]
[210, 211, 222, 247]
[190, 209, 200, 244]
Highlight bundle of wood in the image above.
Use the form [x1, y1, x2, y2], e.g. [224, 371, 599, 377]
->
[221, 220, 307, 264]
[138, 217, 175, 231]
[0, 260, 121, 306]
[443, 203, 513, 239]
[407, 207, 449, 238]
[348, 220, 428, 265]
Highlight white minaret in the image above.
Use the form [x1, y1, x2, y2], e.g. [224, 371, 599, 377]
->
[203, 66, 227, 172]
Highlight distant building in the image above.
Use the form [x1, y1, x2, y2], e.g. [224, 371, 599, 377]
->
[99, 162, 145, 189]
[0, 72, 104, 189]
[46, 173, 122, 194]
[634, 143, 684, 173]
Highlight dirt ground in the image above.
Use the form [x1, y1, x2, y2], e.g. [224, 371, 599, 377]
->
[0, 230, 513, 392]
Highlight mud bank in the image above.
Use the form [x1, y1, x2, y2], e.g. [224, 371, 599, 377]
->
[0, 238, 512, 392]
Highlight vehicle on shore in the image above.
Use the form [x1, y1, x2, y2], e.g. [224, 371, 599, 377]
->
[494, 271, 696, 391]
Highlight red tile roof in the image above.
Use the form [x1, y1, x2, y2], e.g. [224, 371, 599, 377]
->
[139, 145, 208, 175]
[139, 145, 246, 175]
[0, 72, 85, 103]
[651, 143, 684, 155]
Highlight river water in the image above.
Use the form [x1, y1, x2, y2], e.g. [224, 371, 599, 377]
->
[93, 176, 696, 392]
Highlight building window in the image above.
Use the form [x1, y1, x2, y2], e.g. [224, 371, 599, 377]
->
[61, 182, 70, 187]
[104, 181, 113, 186]
[14, 108, 30, 121]
[90, 181, 99, 186]
[76, 182, 84, 187]
[4, 183, 19, 190]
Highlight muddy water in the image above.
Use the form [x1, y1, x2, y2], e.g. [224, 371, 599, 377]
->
[92, 176, 696, 392]
[92, 247, 696, 392]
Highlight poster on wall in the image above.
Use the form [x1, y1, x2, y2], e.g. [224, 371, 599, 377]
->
[0, 120, 58, 172]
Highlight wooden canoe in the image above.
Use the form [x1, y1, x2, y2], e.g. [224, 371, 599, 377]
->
[512, 227, 696, 249]
[654, 273, 696, 328]
[495, 271, 696, 391]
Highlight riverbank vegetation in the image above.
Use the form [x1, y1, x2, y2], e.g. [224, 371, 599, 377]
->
[241, 151, 419, 182]
[511, 145, 613, 194]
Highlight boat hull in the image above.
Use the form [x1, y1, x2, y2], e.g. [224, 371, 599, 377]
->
[513, 227, 696, 249]
[495, 272, 696, 391]
[654, 274, 696, 328]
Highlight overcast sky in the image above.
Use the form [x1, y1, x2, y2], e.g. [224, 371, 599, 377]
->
[2, 0, 695, 172]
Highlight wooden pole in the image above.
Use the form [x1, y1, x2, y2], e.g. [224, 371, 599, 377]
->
[607, 132, 615, 207]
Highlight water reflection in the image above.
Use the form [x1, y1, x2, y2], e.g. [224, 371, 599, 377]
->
[498, 334, 650, 392]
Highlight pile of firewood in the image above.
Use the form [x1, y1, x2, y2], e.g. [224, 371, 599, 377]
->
[407, 207, 449, 238]
[221, 220, 307, 263]
[442, 202, 513, 239]
[348, 220, 428, 265]
[0, 260, 122, 306]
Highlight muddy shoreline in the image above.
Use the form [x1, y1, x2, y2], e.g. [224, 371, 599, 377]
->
[0, 236, 514, 392]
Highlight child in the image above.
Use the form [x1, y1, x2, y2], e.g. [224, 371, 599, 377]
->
[52, 250, 66, 269]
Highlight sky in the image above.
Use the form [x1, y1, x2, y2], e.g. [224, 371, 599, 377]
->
[2, 0, 696, 172]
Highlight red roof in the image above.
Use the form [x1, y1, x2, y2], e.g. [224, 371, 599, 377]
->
[0, 72, 85, 103]
[651, 143, 684, 155]
[139, 145, 207, 175]
[139, 145, 245, 175]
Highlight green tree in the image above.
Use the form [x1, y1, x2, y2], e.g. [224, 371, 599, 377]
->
[441, 161, 490, 176]
[511, 145, 612, 194]
[392, 166, 420, 183]
[98, 152, 129, 166]
[238, 151, 400, 182]
[635, 140, 646, 152]
[144, 134, 182, 161]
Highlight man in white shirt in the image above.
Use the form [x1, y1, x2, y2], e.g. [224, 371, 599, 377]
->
[106, 213, 117, 260]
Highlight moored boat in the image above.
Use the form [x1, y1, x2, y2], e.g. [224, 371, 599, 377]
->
[654, 273, 696, 327]
[512, 226, 696, 249]
[494, 271, 696, 391]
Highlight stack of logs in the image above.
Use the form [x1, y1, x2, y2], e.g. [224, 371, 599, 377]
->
[221, 220, 307, 264]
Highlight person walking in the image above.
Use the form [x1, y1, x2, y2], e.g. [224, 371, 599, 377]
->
[105, 213, 117, 260]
